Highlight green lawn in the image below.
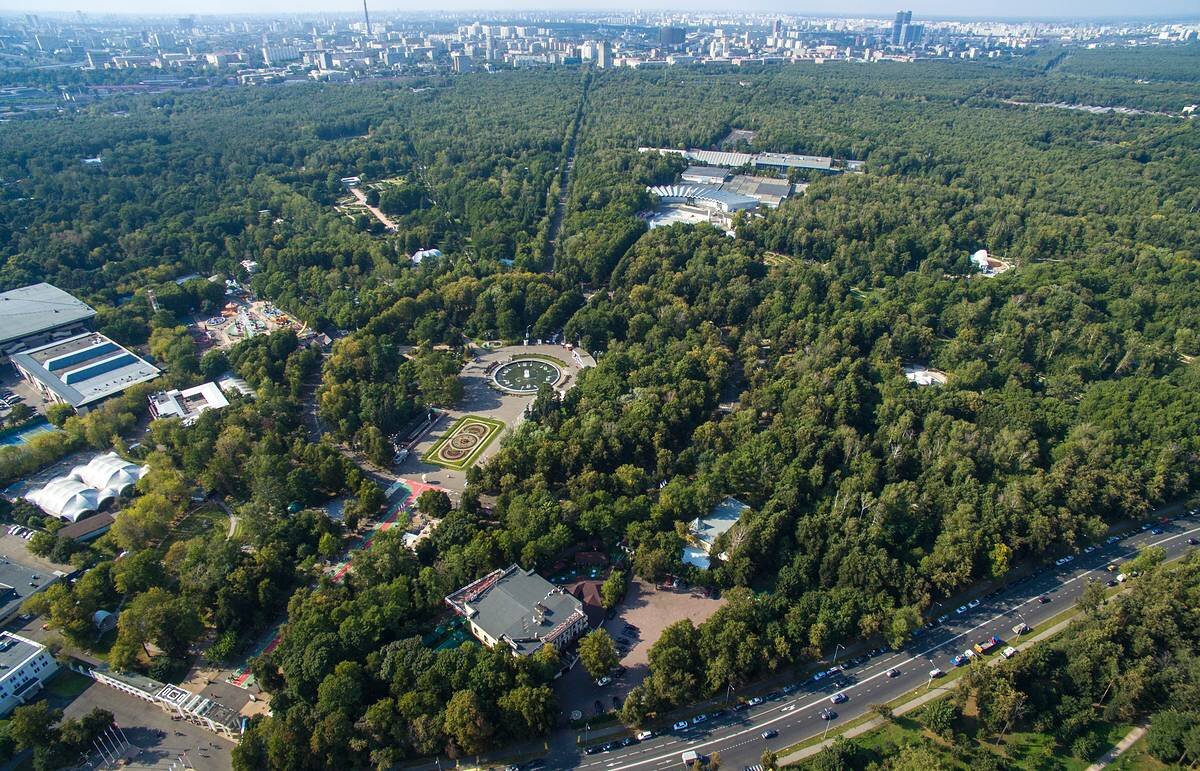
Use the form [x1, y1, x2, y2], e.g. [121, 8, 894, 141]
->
[43, 669, 93, 701]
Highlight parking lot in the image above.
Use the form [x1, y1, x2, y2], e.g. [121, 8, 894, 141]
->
[56, 677, 234, 771]
[557, 579, 724, 719]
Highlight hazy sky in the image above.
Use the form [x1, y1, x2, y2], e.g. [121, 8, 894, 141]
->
[11, 0, 1200, 18]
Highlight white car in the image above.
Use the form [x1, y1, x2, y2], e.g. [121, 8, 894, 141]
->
[929, 668, 944, 678]
[747, 696, 763, 706]
[595, 676, 611, 687]
[672, 721, 689, 731]
[1002, 647, 1018, 659]
[691, 714, 707, 725]
[1083, 545, 1096, 554]
[955, 605, 968, 614]
[636, 730, 654, 741]
[967, 599, 981, 608]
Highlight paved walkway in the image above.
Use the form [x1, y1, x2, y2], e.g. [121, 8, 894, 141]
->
[1085, 725, 1147, 771]
[779, 614, 1081, 764]
[349, 187, 398, 230]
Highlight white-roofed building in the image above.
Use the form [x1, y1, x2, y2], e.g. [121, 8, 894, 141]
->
[148, 382, 230, 426]
[24, 451, 148, 522]
[0, 632, 59, 716]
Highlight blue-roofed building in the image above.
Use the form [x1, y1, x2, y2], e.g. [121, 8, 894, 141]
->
[10, 332, 160, 413]
[683, 496, 750, 569]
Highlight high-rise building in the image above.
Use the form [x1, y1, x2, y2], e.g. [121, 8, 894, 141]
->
[659, 27, 685, 48]
[597, 40, 613, 69]
[772, 19, 784, 38]
[891, 10, 912, 46]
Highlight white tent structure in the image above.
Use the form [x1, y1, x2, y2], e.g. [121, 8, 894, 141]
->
[24, 452, 147, 522]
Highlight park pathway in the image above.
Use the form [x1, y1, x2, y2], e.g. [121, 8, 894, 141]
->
[1085, 724, 1147, 771]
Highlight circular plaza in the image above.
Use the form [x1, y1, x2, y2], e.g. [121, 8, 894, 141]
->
[492, 358, 563, 394]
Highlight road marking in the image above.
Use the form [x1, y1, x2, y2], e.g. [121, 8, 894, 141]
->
[586, 522, 1200, 770]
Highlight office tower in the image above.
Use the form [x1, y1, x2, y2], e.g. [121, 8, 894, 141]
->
[772, 19, 783, 38]
[891, 10, 912, 46]
[659, 27, 685, 47]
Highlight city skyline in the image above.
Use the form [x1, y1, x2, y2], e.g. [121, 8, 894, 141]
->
[6, 2, 1200, 20]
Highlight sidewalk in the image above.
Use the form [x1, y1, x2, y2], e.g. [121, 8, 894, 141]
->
[1085, 724, 1147, 771]
[778, 614, 1081, 764]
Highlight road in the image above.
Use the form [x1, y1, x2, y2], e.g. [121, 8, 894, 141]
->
[562, 512, 1200, 771]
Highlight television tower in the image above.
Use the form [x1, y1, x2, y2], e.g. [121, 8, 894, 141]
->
[362, 0, 371, 35]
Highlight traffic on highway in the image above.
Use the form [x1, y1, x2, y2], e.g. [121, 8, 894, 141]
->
[564, 510, 1200, 771]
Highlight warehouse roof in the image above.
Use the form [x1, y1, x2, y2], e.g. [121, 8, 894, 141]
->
[0, 284, 95, 346]
[10, 332, 160, 408]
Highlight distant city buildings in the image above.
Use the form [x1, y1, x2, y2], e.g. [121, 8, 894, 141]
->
[0, 10, 1195, 115]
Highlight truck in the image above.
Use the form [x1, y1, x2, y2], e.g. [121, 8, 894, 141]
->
[973, 635, 1002, 655]
[682, 750, 705, 766]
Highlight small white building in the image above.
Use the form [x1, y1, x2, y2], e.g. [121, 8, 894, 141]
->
[411, 248, 443, 265]
[148, 382, 230, 426]
[0, 632, 59, 716]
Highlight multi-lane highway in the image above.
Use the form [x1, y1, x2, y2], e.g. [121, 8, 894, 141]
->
[561, 511, 1200, 771]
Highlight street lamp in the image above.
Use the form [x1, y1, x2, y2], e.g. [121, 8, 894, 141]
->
[832, 643, 845, 665]
[822, 714, 835, 741]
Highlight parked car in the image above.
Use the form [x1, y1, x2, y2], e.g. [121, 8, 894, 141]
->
[621, 737, 635, 747]
[821, 708, 837, 720]
[951, 654, 969, 667]
[1106, 535, 1120, 544]
[1038, 595, 1052, 604]
[1188, 537, 1199, 546]
[955, 605, 968, 614]
[967, 598, 981, 608]
[673, 721, 689, 731]
[1083, 545, 1096, 554]
[761, 729, 778, 740]
[733, 702, 749, 712]
[595, 676, 611, 687]
[691, 714, 707, 725]
[1002, 647, 1018, 659]
[585, 746, 602, 755]
[1012, 622, 1029, 635]
[1150, 528, 1163, 535]
[829, 692, 847, 704]
[929, 668, 944, 678]
[747, 696, 763, 707]
[635, 730, 654, 741]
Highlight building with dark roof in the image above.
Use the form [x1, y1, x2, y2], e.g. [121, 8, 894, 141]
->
[0, 557, 62, 626]
[0, 283, 96, 360]
[56, 513, 115, 542]
[446, 564, 588, 656]
[10, 332, 160, 412]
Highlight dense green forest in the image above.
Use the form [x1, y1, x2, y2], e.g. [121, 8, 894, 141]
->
[1, 45, 1198, 769]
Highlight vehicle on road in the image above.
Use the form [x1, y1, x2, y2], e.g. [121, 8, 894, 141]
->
[780, 703, 796, 713]
[734, 702, 749, 712]
[955, 605, 968, 614]
[1083, 545, 1096, 554]
[951, 654, 969, 667]
[747, 696, 763, 706]
[1012, 622, 1029, 635]
[595, 676, 611, 687]
[821, 708, 837, 720]
[691, 713, 707, 725]
[673, 721, 689, 731]
[1106, 535, 1120, 544]
[635, 730, 654, 741]
[968, 598, 981, 608]
[887, 668, 900, 677]
[1188, 538, 1198, 545]
[973, 635, 1002, 654]
[1038, 595, 1052, 603]
[830, 692, 847, 704]
[761, 729, 778, 740]
[682, 750, 705, 767]
[1002, 646, 1018, 659]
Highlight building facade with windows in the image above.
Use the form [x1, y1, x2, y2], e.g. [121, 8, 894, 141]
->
[446, 565, 588, 656]
[0, 632, 59, 716]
